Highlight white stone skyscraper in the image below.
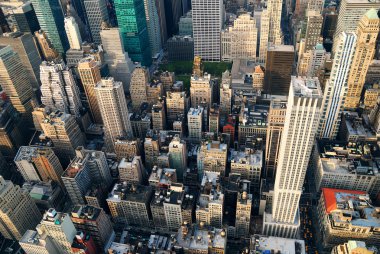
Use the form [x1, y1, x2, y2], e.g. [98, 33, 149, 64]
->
[144, 0, 162, 57]
[263, 76, 322, 238]
[95, 77, 132, 152]
[84, 0, 109, 44]
[259, 9, 270, 64]
[318, 32, 356, 140]
[64, 16, 82, 50]
[40, 60, 82, 117]
[192, 0, 223, 61]
[267, 0, 282, 46]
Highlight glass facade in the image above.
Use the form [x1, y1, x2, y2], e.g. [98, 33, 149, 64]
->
[114, 0, 152, 66]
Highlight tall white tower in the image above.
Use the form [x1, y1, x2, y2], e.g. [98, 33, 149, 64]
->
[318, 32, 356, 140]
[267, 0, 283, 46]
[263, 76, 322, 238]
[95, 77, 132, 152]
[192, 0, 223, 61]
[259, 9, 270, 64]
[64, 16, 82, 50]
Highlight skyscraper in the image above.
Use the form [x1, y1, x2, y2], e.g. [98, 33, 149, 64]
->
[304, 11, 323, 52]
[0, 45, 35, 128]
[190, 73, 213, 109]
[219, 70, 232, 117]
[192, 0, 223, 61]
[31, 0, 69, 55]
[64, 16, 82, 50]
[130, 67, 149, 110]
[77, 56, 103, 124]
[114, 0, 152, 66]
[95, 77, 132, 152]
[267, 0, 283, 45]
[169, 135, 188, 180]
[235, 190, 252, 237]
[345, 9, 380, 109]
[84, 0, 109, 44]
[11, 2, 40, 34]
[0, 176, 42, 240]
[118, 156, 145, 184]
[259, 9, 270, 64]
[187, 107, 203, 141]
[318, 32, 356, 140]
[263, 76, 322, 238]
[144, 0, 162, 56]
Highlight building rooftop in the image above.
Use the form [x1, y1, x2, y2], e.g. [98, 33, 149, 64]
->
[63, 156, 87, 178]
[70, 205, 101, 221]
[291, 76, 322, 98]
[149, 166, 177, 187]
[250, 235, 306, 254]
[107, 183, 152, 203]
[230, 148, 263, 167]
[42, 208, 69, 226]
[188, 107, 203, 116]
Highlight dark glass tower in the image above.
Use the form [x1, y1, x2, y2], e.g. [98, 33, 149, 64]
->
[114, 0, 152, 66]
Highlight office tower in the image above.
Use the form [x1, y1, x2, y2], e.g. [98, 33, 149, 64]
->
[152, 100, 166, 131]
[40, 61, 82, 116]
[77, 57, 103, 124]
[160, 71, 175, 92]
[163, 187, 186, 231]
[267, 0, 282, 45]
[322, 11, 338, 41]
[64, 16, 82, 50]
[11, 2, 40, 33]
[168, 135, 187, 180]
[130, 67, 149, 110]
[298, 43, 328, 77]
[0, 45, 35, 128]
[95, 77, 132, 151]
[20, 230, 61, 254]
[345, 9, 380, 109]
[84, 0, 109, 44]
[265, 97, 286, 179]
[235, 190, 252, 237]
[334, 0, 380, 50]
[155, 0, 167, 44]
[304, 11, 323, 52]
[221, 13, 257, 61]
[130, 112, 152, 139]
[198, 141, 228, 176]
[209, 105, 219, 133]
[190, 73, 213, 108]
[146, 80, 163, 106]
[196, 172, 224, 228]
[114, 0, 152, 66]
[167, 35, 194, 61]
[307, 0, 325, 13]
[70, 205, 114, 251]
[14, 146, 64, 185]
[179, 11, 192, 36]
[0, 176, 42, 240]
[118, 156, 145, 184]
[100, 25, 135, 89]
[31, 0, 69, 55]
[0, 32, 41, 90]
[39, 209, 76, 253]
[263, 76, 322, 238]
[107, 183, 153, 225]
[34, 31, 59, 61]
[188, 107, 203, 141]
[192, 0, 223, 61]
[263, 45, 294, 95]
[164, 0, 182, 37]
[220, 71, 232, 117]
[230, 148, 263, 189]
[144, 131, 160, 169]
[166, 91, 187, 124]
[144, 0, 162, 56]
[40, 111, 85, 167]
[259, 9, 270, 64]
[114, 137, 140, 160]
[0, 7, 10, 33]
[318, 33, 356, 140]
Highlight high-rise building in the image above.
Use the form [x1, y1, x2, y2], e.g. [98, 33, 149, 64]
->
[118, 156, 145, 184]
[0, 176, 42, 240]
[0, 32, 42, 90]
[179, 11, 193, 36]
[40, 110, 85, 167]
[298, 43, 328, 77]
[31, 0, 69, 55]
[198, 141, 228, 176]
[40, 60, 82, 116]
[259, 9, 270, 64]
[263, 45, 295, 95]
[77, 56, 103, 124]
[169, 135, 187, 180]
[152, 100, 166, 131]
[114, 137, 140, 161]
[220, 70, 232, 117]
[144, 131, 160, 169]
[11, 2, 40, 34]
[114, 0, 152, 66]
[235, 190, 252, 237]
[318, 32, 356, 140]
[187, 107, 203, 141]
[0, 45, 35, 128]
[304, 11, 323, 52]
[155, 0, 168, 44]
[230, 148, 262, 189]
[267, 0, 283, 46]
[14, 146, 64, 186]
[209, 105, 219, 133]
[70, 205, 115, 251]
[345, 9, 380, 109]
[167, 35, 194, 61]
[192, 0, 223, 61]
[146, 80, 163, 107]
[263, 76, 322, 238]
[64, 16, 82, 50]
[190, 73, 213, 109]
[144, 0, 162, 57]
[0, 8, 10, 34]
[166, 91, 188, 124]
[39, 209, 76, 253]
[84, 0, 109, 44]
[100, 25, 135, 90]
[265, 97, 286, 179]
[95, 77, 132, 151]
[221, 13, 257, 61]
[34, 30, 59, 61]
[307, 0, 325, 13]
[130, 67, 149, 110]
[19, 229, 61, 254]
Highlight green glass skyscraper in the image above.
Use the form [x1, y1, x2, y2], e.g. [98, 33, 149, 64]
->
[114, 0, 152, 66]
[31, 0, 69, 55]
